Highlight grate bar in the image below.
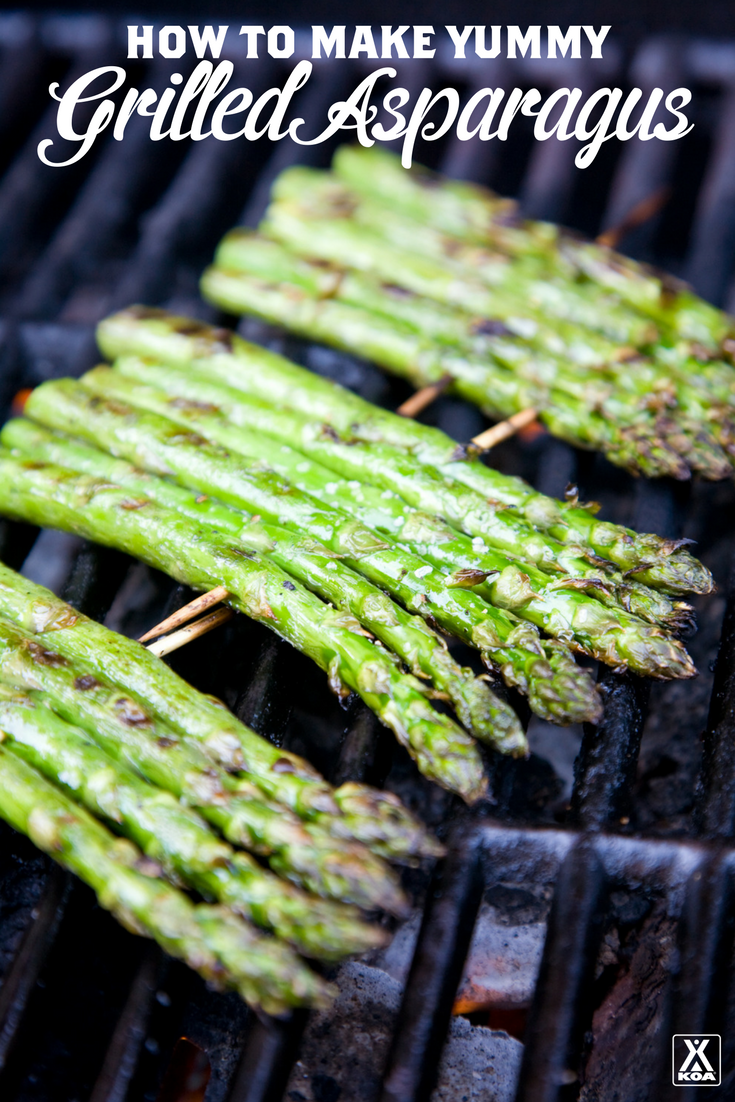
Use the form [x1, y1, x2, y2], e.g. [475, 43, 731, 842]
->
[379, 829, 484, 1102]
[0, 28, 117, 283]
[660, 856, 734, 1101]
[600, 38, 685, 256]
[685, 76, 735, 303]
[226, 1011, 309, 1102]
[696, 550, 735, 838]
[110, 56, 274, 312]
[570, 669, 649, 830]
[0, 866, 69, 1076]
[17, 58, 190, 321]
[88, 946, 163, 1102]
[514, 841, 607, 1102]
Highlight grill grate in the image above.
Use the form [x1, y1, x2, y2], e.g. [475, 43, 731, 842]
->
[0, 15, 735, 1102]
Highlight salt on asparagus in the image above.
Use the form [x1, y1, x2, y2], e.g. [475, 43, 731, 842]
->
[2, 418, 525, 757]
[95, 307, 712, 594]
[20, 380, 603, 724]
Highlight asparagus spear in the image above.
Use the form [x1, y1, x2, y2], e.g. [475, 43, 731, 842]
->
[0, 560, 436, 859]
[332, 145, 733, 349]
[200, 264, 697, 482]
[110, 355, 704, 618]
[0, 743, 335, 1013]
[3, 418, 524, 757]
[263, 168, 660, 348]
[92, 357, 688, 633]
[0, 686, 386, 959]
[213, 232, 734, 481]
[78, 363, 695, 680]
[207, 230, 735, 484]
[21, 379, 602, 723]
[0, 613, 411, 911]
[81, 364, 617, 585]
[215, 230, 625, 370]
[239, 162, 735, 477]
[95, 308, 713, 595]
[0, 454, 487, 811]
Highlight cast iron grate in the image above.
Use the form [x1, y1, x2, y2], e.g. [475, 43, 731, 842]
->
[0, 15, 734, 1102]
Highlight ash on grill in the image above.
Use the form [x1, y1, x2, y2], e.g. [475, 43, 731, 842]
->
[0, 15, 735, 1102]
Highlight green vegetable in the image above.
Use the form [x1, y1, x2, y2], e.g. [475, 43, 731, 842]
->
[95, 307, 713, 596]
[0, 686, 386, 959]
[0, 451, 487, 810]
[0, 743, 335, 1014]
[201, 264, 695, 482]
[0, 613, 408, 912]
[68, 364, 693, 684]
[0, 558, 438, 859]
[21, 379, 602, 725]
[3, 418, 524, 758]
[332, 144, 734, 348]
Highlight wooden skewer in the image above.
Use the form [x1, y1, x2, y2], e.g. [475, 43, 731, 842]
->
[139, 585, 229, 643]
[146, 607, 235, 658]
[471, 408, 539, 452]
[595, 186, 670, 249]
[397, 375, 453, 418]
[11, 388, 33, 417]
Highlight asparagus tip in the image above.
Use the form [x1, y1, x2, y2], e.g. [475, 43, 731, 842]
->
[531, 643, 604, 726]
[334, 782, 445, 860]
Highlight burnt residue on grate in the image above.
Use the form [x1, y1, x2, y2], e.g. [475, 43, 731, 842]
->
[1, 16, 735, 1102]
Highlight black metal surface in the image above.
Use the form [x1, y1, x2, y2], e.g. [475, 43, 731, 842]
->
[380, 830, 484, 1102]
[88, 948, 163, 1102]
[514, 842, 608, 1102]
[227, 1012, 309, 1102]
[660, 856, 734, 1102]
[696, 551, 735, 838]
[0, 868, 69, 1076]
[570, 670, 649, 831]
[0, 16, 734, 1102]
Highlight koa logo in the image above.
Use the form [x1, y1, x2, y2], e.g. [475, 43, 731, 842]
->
[672, 1035, 721, 1087]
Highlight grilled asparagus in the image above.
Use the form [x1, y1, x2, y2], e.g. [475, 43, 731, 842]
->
[0, 452, 488, 807]
[95, 307, 712, 595]
[0, 744, 335, 1014]
[0, 686, 386, 959]
[3, 418, 524, 757]
[19, 380, 603, 723]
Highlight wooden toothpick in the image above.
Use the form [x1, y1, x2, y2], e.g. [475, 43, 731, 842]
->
[396, 375, 453, 418]
[139, 585, 229, 644]
[595, 186, 670, 249]
[146, 607, 235, 658]
[471, 408, 539, 452]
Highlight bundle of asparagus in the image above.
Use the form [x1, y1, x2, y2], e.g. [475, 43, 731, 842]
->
[0, 309, 708, 815]
[0, 743, 336, 1015]
[199, 145, 735, 481]
[0, 567, 454, 1014]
